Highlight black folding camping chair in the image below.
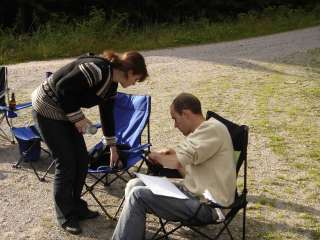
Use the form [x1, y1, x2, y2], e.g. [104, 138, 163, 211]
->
[149, 110, 249, 240]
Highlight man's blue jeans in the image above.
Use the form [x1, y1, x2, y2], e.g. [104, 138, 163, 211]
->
[111, 178, 217, 240]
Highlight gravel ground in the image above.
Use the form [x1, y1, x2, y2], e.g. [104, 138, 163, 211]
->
[0, 25, 320, 240]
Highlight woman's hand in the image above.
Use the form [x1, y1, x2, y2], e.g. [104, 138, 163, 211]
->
[109, 146, 121, 168]
[75, 118, 91, 134]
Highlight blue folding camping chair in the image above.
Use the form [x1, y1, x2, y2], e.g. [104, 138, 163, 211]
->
[11, 125, 53, 181]
[0, 66, 32, 143]
[83, 92, 151, 220]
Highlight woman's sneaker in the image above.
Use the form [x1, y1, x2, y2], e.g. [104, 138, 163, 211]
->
[62, 217, 82, 235]
[78, 208, 99, 221]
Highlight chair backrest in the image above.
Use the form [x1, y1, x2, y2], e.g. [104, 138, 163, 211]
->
[0, 66, 8, 106]
[114, 92, 151, 148]
[206, 111, 248, 175]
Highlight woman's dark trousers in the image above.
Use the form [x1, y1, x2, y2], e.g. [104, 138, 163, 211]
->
[34, 112, 89, 226]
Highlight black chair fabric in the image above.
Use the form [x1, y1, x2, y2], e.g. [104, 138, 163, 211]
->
[0, 67, 7, 105]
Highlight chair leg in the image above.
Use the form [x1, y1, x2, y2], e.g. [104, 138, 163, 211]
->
[225, 225, 234, 240]
[152, 222, 182, 240]
[12, 156, 24, 168]
[82, 173, 108, 196]
[0, 115, 14, 143]
[104, 171, 128, 186]
[12, 140, 45, 181]
[113, 196, 125, 219]
[158, 218, 170, 240]
[84, 183, 115, 220]
[29, 161, 42, 181]
[243, 205, 247, 240]
[188, 226, 216, 240]
[39, 158, 56, 182]
[0, 128, 12, 143]
[136, 159, 145, 172]
[4, 114, 14, 143]
[12, 156, 42, 181]
[8, 117, 15, 144]
[150, 218, 170, 240]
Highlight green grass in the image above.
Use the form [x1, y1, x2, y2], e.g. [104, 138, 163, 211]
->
[190, 47, 320, 239]
[0, 5, 320, 64]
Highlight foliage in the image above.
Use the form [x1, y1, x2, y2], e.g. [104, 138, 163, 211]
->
[0, 0, 319, 33]
[0, 5, 319, 64]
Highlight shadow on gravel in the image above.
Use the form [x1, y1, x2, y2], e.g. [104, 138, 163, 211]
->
[0, 143, 55, 180]
[144, 211, 319, 240]
[249, 194, 320, 218]
[0, 143, 19, 164]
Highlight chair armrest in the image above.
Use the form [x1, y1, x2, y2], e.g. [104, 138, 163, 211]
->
[15, 102, 32, 110]
[121, 143, 151, 153]
[0, 105, 9, 111]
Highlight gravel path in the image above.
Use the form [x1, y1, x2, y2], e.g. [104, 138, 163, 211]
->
[1, 25, 320, 240]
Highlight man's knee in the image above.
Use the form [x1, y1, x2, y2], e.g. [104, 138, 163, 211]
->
[125, 178, 145, 197]
[129, 186, 154, 205]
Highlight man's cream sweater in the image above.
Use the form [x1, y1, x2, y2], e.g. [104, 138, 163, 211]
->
[176, 118, 236, 206]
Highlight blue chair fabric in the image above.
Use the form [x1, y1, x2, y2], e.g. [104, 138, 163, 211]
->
[11, 125, 53, 181]
[83, 92, 151, 219]
[12, 126, 41, 162]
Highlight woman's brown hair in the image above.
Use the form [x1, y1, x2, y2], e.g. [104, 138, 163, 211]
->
[101, 51, 148, 82]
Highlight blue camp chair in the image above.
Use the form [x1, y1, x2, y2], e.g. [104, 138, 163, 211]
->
[0, 66, 32, 143]
[11, 125, 53, 181]
[83, 92, 151, 220]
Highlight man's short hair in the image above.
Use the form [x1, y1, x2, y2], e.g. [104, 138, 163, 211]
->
[172, 93, 202, 115]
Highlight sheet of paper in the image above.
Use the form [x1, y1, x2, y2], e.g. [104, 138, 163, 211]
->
[203, 189, 225, 222]
[135, 173, 189, 199]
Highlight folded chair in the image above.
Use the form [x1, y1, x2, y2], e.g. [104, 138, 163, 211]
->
[149, 110, 249, 240]
[83, 92, 151, 220]
[0, 66, 32, 144]
[11, 125, 53, 181]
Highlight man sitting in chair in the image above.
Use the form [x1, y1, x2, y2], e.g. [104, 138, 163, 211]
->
[111, 93, 237, 240]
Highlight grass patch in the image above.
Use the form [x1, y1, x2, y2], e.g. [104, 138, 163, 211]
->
[192, 48, 320, 239]
[1, 6, 320, 64]
[299, 213, 320, 239]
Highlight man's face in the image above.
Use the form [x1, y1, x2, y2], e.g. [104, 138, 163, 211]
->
[170, 105, 191, 136]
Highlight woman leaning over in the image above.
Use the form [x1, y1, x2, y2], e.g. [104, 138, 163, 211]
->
[31, 51, 148, 234]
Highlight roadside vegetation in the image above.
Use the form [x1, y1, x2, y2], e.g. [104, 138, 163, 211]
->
[0, 5, 319, 64]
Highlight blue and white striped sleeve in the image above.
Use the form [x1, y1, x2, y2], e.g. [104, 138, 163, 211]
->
[78, 62, 102, 87]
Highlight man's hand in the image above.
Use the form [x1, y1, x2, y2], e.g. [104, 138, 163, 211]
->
[148, 148, 180, 170]
[158, 148, 175, 155]
[75, 117, 91, 134]
[147, 151, 162, 165]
